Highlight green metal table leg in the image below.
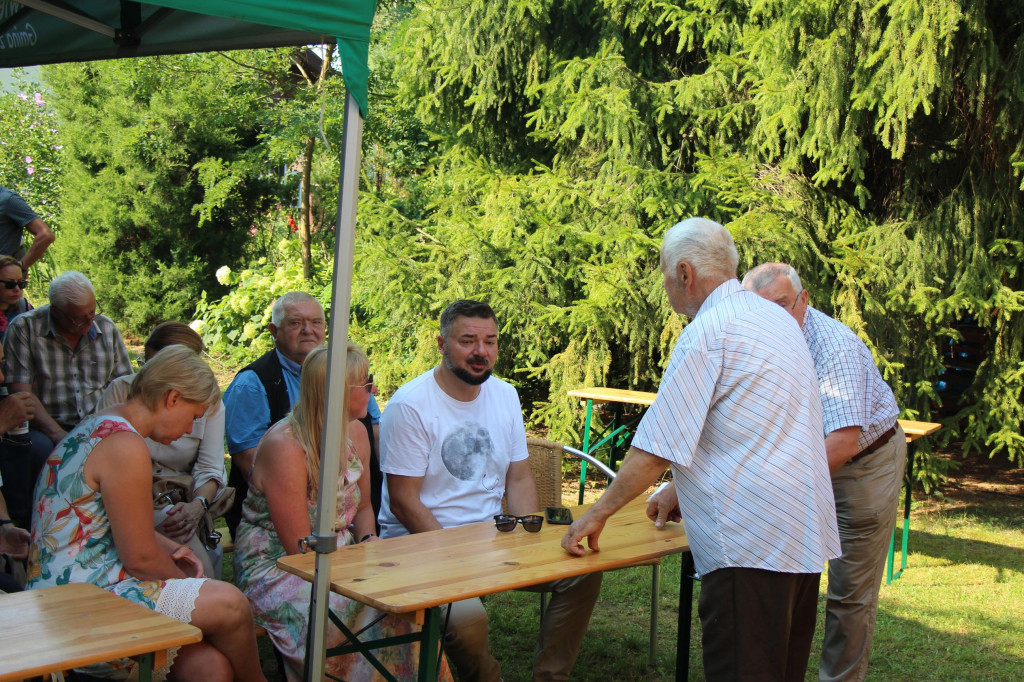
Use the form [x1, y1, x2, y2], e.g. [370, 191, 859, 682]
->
[887, 442, 915, 584]
[417, 607, 441, 682]
[578, 399, 594, 505]
[136, 652, 154, 682]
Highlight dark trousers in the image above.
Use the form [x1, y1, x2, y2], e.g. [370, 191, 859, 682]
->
[699, 566, 821, 681]
[0, 429, 54, 528]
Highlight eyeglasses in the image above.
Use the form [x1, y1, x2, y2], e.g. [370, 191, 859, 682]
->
[53, 306, 99, 329]
[351, 374, 375, 392]
[493, 514, 544, 533]
[0, 279, 27, 290]
[281, 317, 326, 332]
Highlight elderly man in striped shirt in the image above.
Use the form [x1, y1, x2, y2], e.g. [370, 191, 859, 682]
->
[562, 218, 840, 681]
[742, 262, 906, 682]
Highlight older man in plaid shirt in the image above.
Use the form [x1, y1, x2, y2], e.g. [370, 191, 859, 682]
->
[742, 262, 906, 682]
[3, 271, 132, 442]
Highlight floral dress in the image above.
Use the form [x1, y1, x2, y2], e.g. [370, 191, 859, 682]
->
[234, 434, 450, 682]
[27, 415, 205, 680]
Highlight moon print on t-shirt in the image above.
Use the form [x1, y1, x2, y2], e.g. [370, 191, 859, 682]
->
[441, 423, 495, 481]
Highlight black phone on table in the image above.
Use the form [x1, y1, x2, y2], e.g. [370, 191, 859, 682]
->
[545, 506, 573, 524]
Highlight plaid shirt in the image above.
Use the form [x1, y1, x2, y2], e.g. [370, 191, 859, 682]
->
[802, 306, 899, 449]
[3, 306, 132, 429]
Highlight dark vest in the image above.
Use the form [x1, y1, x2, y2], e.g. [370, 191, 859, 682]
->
[225, 349, 294, 540]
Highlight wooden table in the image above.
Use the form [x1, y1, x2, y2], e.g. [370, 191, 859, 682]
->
[567, 387, 657, 503]
[279, 498, 693, 681]
[888, 419, 941, 583]
[0, 582, 202, 682]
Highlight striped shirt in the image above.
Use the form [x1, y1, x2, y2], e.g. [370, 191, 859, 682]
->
[3, 306, 132, 429]
[632, 279, 840, 575]
[803, 306, 899, 448]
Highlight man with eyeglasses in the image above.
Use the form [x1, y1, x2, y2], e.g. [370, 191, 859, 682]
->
[378, 299, 601, 682]
[222, 291, 327, 541]
[742, 262, 906, 682]
[3, 270, 131, 443]
[0, 185, 55, 271]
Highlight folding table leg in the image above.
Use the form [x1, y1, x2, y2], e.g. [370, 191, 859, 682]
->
[677, 552, 695, 682]
[578, 399, 594, 505]
[418, 607, 442, 682]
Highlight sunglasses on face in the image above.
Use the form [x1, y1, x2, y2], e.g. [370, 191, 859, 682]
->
[493, 514, 544, 533]
[350, 374, 375, 392]
[0, 279, 27, 290]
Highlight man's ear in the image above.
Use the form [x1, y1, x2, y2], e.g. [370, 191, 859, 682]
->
[676, 261, 692, 288]
[800, 289, 809, 305]
[436, 334, 445, 353]
[268, 323, 279, 338]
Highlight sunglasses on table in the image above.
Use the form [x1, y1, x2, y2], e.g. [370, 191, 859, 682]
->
[0, 279, 28, 290]
[493, 514, 544, 533]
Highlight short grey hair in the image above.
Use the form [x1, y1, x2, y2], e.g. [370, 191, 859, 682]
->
[49, 271, 95, 308]
[271, 291, 322, 326]
[661, 218, 738, 281]
[742, 262, 802, 294]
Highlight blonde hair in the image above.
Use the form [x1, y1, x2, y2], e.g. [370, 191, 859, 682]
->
[288, 343, 369, 493]
[127, 345, 220, 411]
[0, 255, 22, 274]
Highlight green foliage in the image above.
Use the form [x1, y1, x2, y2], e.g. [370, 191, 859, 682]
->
[338, 0, 1024, 477]
[193, 238, 333, 364]
[42, 53, 290, 333]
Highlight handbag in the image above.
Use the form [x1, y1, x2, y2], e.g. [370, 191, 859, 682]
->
[153, 473, 235, 550]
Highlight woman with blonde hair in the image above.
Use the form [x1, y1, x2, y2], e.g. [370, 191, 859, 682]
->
[96, 321, 229, 577]
[234, 343, 450, 681]
[27, 345, 266, 681]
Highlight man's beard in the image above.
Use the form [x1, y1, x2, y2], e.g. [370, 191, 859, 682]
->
[444, 352, 492, 386]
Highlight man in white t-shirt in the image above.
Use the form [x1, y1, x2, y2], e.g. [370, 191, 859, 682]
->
[379, 300, 602, 682]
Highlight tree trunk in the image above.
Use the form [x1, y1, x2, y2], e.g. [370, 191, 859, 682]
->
[299, 135, 315, 280]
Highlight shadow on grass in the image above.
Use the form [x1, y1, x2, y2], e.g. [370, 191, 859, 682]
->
[902, 527, 1024, 578]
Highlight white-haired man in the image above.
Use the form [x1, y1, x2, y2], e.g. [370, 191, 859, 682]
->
[742, 262, 906, 682]
[562, 218, 840, 681]
[3, 270, 131, 440]
[223, 291, 326, 540]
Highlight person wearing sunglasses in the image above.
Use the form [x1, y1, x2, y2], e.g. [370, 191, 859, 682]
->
[2, 270, 132, 444]
[378, 299, 601, 682]
[0, 255, 31, 340]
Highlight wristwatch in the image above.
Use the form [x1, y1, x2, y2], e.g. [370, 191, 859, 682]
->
[196, 496, 209, 512]
[0, 519, 12, 526]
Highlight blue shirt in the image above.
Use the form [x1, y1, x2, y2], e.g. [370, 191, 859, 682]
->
[223, 349, 383, 453]
[223, 349, 302, 454]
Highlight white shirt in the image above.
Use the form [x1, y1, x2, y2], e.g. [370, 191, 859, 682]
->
[802, 306, 899, 448]
[632, 279, 840, 575]
[377, 370, 528, 538]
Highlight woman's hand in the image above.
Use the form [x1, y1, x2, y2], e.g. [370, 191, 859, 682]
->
[170, 544, 205, 578]
[158, 500, 204, 542]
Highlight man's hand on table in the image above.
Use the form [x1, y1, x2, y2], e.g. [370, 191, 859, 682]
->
[560, 510, 608, 556]
[646, 484, 681, 528]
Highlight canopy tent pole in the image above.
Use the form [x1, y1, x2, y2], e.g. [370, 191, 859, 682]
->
[304, 89, 364, 682]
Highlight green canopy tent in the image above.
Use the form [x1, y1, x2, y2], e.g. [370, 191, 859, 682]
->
[0, 2, 378, 679]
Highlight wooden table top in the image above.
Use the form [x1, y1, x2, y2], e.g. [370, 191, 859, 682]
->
[568, 387, 940, 443]
[898, 419, 941, 441]
[0, 582, 202, 681]
[278, 498, 687, 618]
[567, 387, 657, 406]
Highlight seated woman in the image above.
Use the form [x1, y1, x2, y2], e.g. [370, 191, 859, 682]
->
[234, 344, 451, 682]
[0, 254, 31, 338]
[27, 346, 266, 682]
[96, 321, 228, 578]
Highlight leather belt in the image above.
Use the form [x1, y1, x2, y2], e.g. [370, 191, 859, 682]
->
[847, 425, 898, 465]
